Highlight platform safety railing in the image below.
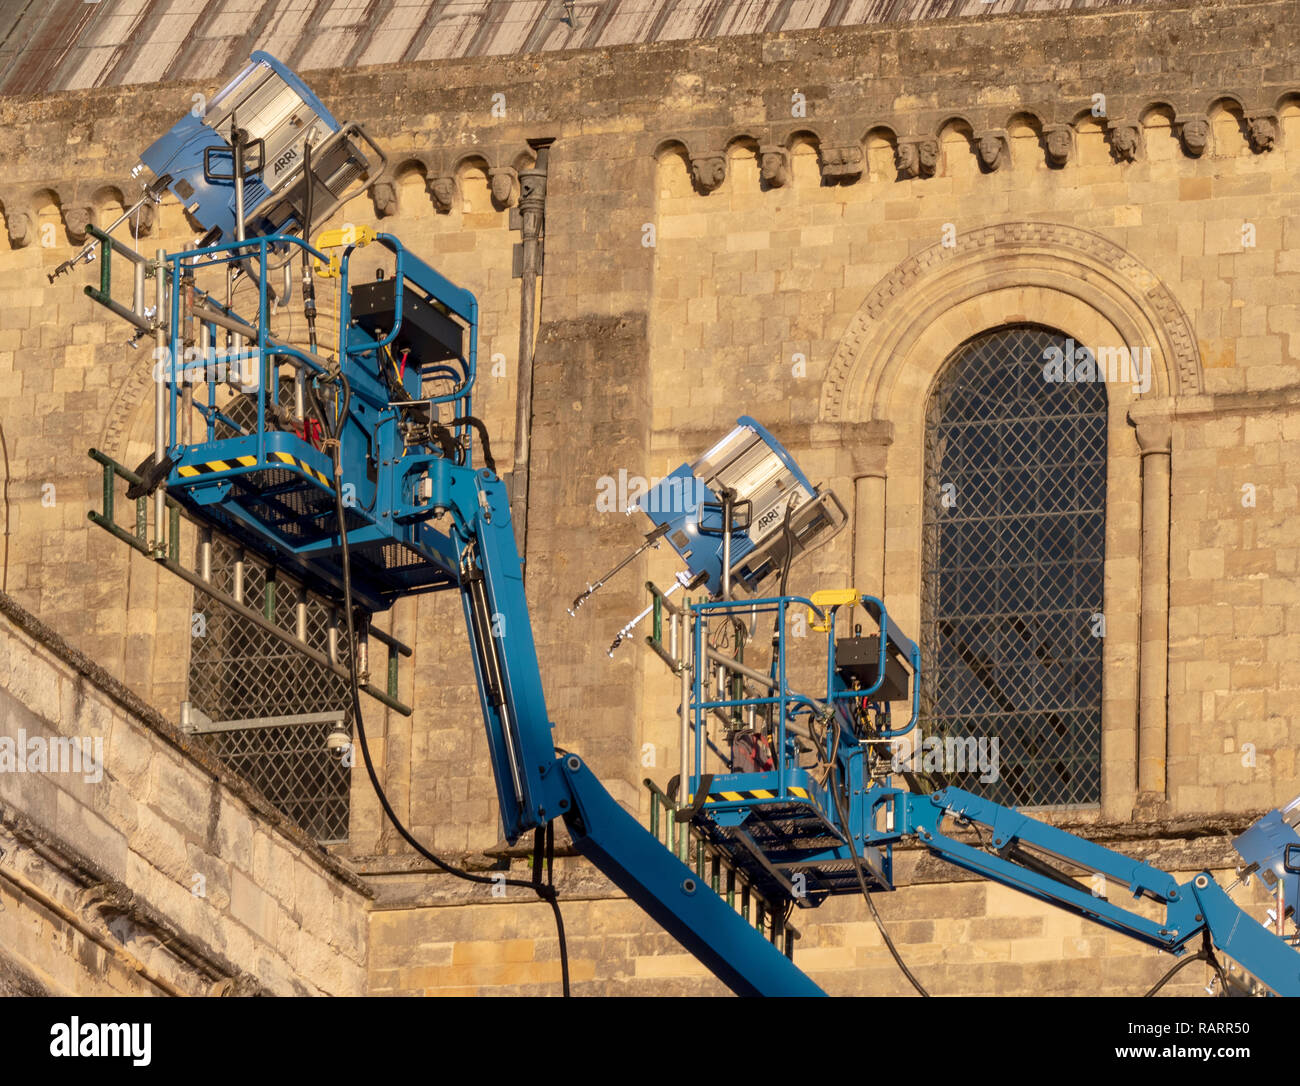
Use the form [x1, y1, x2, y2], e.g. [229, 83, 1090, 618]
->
[645, 585, 924, 859]
[643, 777, 800, 959]
[86, 447, 413, 715]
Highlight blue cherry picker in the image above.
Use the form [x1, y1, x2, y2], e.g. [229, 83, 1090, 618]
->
[79, 53, 1300, 997]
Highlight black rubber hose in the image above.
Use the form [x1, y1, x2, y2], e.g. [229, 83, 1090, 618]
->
[323, 374, 569, 995]
[827, 733, 930, 997]
[447, 415, 496, 476]
[1144, 932, 1228, 997]
[301, 141, 317, 353]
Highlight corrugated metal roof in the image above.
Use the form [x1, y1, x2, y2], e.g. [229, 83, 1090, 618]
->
[0, 0, 1170, 97]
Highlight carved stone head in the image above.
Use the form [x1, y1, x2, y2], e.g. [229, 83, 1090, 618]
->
[1247, 115, 1277, 153]
[894, 142, 918, 178]
[759, 147, 789, 187]
[64, 205, 93, 243]
[371, 181, 398, 218]
[896, 139, 937, 179]
[131, 201, 156, 238]
[489, 167, 517, 206]
[819, 146, 863, 183]
[690, 155, 727, 193]
[1045, 127, 1072, 167]
[428, 176, 457, 211]
[1110, 124, 1140, 162]
[918, 138, 939, 174]
[1179, 117, 1209, 157]
[977, 133, 1005, 171]
[6, 208, 32, 248]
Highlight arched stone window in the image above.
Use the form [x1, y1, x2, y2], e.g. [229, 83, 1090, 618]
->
[920, 324, 1107, 807]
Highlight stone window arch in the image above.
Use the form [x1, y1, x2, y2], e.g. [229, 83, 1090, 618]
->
[920, 324, 1107, 807]
[821, 222, 1201, 821]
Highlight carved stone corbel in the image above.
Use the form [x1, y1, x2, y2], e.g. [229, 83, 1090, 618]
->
[63, 205, 93, 243]
[1246, 111, 1278, 153]
[976, 130, 1007, 172]
[895, 138, 937, 179]
[1176, 114, 1209, 157]
[1044, 124, 1073, 168]
[131, 201, 156, 237]
[370, 180, 398, 218]
[489, 166, 518, 207]
[819, 145, 863, 184]
[77, 881, 136, 919]
[918, 138, 938, 177]
[689, 153, 726, 194]
[427, 175, 457, 212]
[759, 145, 789, 188]
[1107, 121, 1142, 163]
[210, 972, 266, 997]
[5, 204, 34, 248]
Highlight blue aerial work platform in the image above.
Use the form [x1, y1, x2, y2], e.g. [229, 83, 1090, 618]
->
[80, 51, 1300, 998]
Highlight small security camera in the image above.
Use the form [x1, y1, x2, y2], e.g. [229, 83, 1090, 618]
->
[325, 722, 352, 753]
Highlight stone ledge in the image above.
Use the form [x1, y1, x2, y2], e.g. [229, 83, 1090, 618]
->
[359, 809, 1261, 909]
[1, 808, 268, 994]
[0, 590, 372, 899]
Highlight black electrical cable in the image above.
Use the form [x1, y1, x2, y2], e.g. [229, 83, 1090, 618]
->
[1144, 932, 1229, 997]
[316, 371, 570, 996]
[301, 141, 318, 355]
[777, 500, 797, 600]
[827, 727, 930, 997]
[768, 500, 799, 672]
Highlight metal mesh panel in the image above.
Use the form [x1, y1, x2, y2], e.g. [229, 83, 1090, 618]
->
[920, 325, 1106, 808]
[188, 533, 353, 843]
[201, 719, 350, 842]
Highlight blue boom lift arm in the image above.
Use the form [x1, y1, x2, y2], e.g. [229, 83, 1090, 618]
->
[80, 51, 1300, 998]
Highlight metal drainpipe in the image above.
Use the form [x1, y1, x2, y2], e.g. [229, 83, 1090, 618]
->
[509, 137, 555, 572]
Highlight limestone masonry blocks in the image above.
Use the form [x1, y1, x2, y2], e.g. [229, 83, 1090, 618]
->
[2, 0, 1300, 995]
[6, 89, 1292, 248]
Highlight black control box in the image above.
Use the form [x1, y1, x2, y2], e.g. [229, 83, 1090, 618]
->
[349, 278, 463, 367]
[835, 636, 909, 702]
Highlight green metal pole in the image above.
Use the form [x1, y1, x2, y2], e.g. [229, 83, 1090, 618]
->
[168, 502, 180, 562]
[101, 462, 113, 522]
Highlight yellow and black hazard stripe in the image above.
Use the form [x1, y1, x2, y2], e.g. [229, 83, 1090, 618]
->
[269, 450, 333, 488]
[176, 451, 333, 489]
[700, 786, 812, 804]
[176, 454, 258, 478]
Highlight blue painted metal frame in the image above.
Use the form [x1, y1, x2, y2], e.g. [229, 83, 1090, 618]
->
[159, 231, 477, 612]
[676, 593, 916, 899]
[880, 786, 1300, 994]
[149, 252, 1300, 988]
[685, 593, 918, 839]
[560, 754, 826, 996]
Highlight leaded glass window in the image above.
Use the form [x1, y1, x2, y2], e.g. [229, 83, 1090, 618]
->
[919, 325, 1107, 807]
